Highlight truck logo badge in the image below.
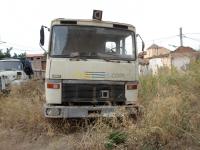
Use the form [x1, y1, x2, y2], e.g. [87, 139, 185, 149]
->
[52, 74, 61, 78]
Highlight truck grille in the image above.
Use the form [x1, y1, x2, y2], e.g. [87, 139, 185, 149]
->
[62, 83, 125, 105]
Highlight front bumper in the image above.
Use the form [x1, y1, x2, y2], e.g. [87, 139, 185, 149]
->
[44, 104, 138, 118]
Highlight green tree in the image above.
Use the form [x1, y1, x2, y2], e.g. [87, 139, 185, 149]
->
[3, 47, 12, 58]
[12, 52, 26, 59]
[0, 49, 5, 59]
[17, 52, 26, 59]
[13, 53, 18, 59]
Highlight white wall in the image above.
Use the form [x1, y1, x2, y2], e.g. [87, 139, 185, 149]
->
[138, 64, 150, 76]
[172, 56, 190, 70]
[148, 58, 164, 74]
[139, 57, 169, 75]
[139, 55, 192, 76]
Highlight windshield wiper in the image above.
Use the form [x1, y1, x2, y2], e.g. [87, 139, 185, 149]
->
[96, 52, 133, 62]
[70, 52, 98, 58]
[69, 52, 88, 61]
[97, 52, 118, 58]
[69, 52, 80, 57]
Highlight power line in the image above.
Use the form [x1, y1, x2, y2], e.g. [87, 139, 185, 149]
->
[168, 44, 178, 48]
[184, 33, 200, 35]
[143, 30, 200, 47]
[183, 35, 200, 43]
[141, 32, 200, 44]
[0, 40, 43, 52]
[0, 44, 37, 51]
[143, 35, 178, 43]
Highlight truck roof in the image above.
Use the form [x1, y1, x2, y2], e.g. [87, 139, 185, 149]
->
[51, 18, 135, 31]
[0, 59, 20, 62]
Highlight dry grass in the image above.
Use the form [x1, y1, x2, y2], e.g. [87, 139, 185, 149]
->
[0, 80, 47, 134]
[137, 61, 200, 149]
[0, 61, 200, 149]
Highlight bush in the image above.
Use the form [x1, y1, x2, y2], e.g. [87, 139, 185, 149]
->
[105, 131, 128, 149]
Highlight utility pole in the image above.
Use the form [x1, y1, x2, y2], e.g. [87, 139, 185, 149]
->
[180, 27, 183, 46]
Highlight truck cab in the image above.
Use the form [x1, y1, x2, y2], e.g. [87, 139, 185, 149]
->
[41, 13, 142, 118]
[0, 58, 33, 91]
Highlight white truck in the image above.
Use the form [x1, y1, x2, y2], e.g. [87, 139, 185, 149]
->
[0, 58, 33, 92]
[40, 10, 144, 118]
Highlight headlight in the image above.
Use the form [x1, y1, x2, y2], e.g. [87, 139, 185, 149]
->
[46, 108, 61, 116]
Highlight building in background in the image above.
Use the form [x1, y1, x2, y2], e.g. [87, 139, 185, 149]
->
[26, 53, 46, 79]
[144, 44, 170, 58]
[170, 46, 199, 70]
[139, 46, 200, 75]
[148, 54, 170, 74]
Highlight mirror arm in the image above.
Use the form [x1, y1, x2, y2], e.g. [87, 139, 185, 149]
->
[39, 43, 47, 53]
[136, 34, 145, 51]
[42, 25, 50, 32]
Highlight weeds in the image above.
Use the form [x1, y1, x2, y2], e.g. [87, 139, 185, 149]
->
[0, 61, 200, 149]
[105, 131, 128, 149]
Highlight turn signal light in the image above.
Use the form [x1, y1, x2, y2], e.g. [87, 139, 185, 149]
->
[127, 83, 138, 90]
[47, 83, 60, 89]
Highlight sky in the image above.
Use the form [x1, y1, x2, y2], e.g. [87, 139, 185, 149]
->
[0, 0, 200, 54]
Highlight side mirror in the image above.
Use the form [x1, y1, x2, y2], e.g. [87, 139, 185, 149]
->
[40, 26, 45, 46]
[136, 34, 145, 51]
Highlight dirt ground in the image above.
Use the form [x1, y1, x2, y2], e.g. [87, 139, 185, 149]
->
[0, 128, 90, 150]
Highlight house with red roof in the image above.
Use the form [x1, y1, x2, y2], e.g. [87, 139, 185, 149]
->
[139, 45, 200, 75]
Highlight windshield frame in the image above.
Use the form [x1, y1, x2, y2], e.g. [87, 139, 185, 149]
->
[49, 25, 137, 61]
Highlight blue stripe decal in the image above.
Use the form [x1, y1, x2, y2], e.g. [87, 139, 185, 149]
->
[84, 72, 111, 78]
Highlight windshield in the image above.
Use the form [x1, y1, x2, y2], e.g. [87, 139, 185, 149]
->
[0, 61, 23, 71]
[51, 25, 136, 60]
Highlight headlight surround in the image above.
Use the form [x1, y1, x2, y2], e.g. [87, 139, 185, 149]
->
[46, 108, 61, 116]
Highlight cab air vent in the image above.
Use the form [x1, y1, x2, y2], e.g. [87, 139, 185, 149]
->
[60, 21, 77, 25]
[113, 24, 128, 29]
